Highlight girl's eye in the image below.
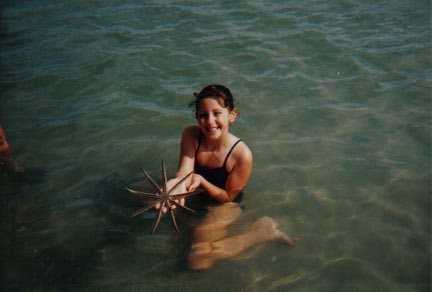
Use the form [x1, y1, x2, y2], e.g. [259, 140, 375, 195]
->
[214, 112, 222, 116]
[198, 113, 208, 119]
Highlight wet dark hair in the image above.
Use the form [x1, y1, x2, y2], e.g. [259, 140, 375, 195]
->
[189, 84, 235, 117]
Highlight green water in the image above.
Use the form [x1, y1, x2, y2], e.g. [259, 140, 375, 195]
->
[1, 1, 430, 291]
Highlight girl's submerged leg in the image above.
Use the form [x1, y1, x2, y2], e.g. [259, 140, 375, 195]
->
[191, 202, 242, 244]
[188, 215, 299, 270]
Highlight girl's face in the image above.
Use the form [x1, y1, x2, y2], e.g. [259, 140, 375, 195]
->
[196, 97, 237, 140]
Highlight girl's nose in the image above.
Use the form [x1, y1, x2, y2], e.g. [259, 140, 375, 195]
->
[207, 114, 216, 123]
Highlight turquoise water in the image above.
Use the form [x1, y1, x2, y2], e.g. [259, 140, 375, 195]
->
[1, 1, 430, 291]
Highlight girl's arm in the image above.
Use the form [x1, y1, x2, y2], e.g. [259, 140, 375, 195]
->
[0, 125, 10, 154]
[157, 126, 198, 213]
[175, 125, 200, 179]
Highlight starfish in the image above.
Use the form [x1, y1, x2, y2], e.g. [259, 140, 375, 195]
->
[125, 160, 203, 234]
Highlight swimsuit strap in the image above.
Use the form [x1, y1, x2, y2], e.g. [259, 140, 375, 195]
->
[195, 132, 242, 168]
[223, 139, 243, 168]
[195, 132, 203, 157]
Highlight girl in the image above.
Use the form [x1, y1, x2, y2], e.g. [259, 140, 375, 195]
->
[163, 85, 298, 270]
[176, 84, 252, 204]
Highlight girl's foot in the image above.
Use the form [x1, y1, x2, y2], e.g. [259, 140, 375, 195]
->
[252, 216, 299, 245]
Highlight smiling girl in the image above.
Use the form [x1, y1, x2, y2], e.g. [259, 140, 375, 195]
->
[163, 84, 298, 270]
[177, 84, 253, 204]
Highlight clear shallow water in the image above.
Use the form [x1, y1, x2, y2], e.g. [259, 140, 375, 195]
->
[0, 1, 430, 291]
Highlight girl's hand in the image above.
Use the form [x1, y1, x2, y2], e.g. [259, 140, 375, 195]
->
[155, 178, 187, 213]
[187, 174, 202, 192]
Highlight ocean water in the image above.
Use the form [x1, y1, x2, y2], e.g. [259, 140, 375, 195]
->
[0, 1, 430, 291]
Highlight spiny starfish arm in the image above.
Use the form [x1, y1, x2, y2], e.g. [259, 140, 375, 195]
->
[169, 198, 197, 214]
[165, 200, 180, 233]
[166, 171, 194, 196]
[140, 167, 161, 193]
[168, 189, 205, 199]
[152, 203, 165, 234]
[124, 187, 160, 198]
[131, 200, 161, 218]
[162, 160, 168, 193]
[169, 208, 180, 233]
[128, 161, 203, 234]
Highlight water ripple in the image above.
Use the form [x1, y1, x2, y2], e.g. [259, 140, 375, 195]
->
[0, 1, 430, 291]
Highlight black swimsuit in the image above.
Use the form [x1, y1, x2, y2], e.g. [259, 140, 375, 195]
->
[194, 134, 244, 204]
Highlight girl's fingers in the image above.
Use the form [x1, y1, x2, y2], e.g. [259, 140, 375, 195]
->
[153, 178, 191, 212]
[187, 174, 201, 191]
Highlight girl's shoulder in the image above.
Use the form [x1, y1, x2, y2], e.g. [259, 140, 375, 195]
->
[236, 140, 253, 161]
[229, 134, 253, 165]
[181, 125, 202, 151]
[182, 125, 201, 139]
